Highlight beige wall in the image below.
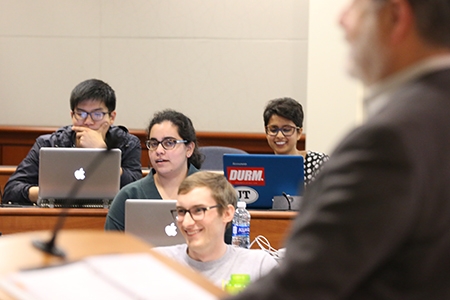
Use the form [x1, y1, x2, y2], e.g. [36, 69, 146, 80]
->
[0, 0, 362, 154]
[0, 0, 309, 133]
[306, 0, 363, 154]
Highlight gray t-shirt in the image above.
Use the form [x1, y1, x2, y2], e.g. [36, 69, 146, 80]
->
[154, 244, 278, 287]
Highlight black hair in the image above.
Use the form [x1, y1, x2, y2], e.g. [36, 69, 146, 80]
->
[70, 79, 116, 112]
[263, 97, 304, 128]
[147, 109, 203, 169]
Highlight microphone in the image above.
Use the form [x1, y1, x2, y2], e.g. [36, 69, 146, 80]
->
[282, 192, 292, 211]
[32, 146, 117, 258]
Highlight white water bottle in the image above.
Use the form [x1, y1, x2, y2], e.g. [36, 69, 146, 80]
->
[232, 201, 251, 248]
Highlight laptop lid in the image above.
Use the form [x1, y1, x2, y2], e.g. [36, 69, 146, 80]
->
[223, 154, 304, 209]
[125, 199, 186, 247]
[38, 148, 121, 206]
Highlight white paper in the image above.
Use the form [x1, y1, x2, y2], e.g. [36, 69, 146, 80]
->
[0, 253, 218, 300]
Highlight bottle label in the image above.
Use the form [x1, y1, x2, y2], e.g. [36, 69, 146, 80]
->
[232, 224, 250, 236]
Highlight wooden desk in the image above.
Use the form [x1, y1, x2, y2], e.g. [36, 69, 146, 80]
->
[0, 230, 224, 299]
[0, 208, 297, 249]
[0, 207, 108, 234]
[249, 210, 296, 249]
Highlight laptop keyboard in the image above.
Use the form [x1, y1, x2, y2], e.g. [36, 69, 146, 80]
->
[37, 198, 112, 208]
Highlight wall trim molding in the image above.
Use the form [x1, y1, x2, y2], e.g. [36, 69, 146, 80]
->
[0, 125, 305, 167]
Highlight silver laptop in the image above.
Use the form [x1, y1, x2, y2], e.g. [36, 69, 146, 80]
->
[125, 199, 186, 247]
[38, 147, 121, 208]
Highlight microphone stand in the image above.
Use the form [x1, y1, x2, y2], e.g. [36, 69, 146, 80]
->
[282, 192, 292, 211]
[33, 149, 114, 258]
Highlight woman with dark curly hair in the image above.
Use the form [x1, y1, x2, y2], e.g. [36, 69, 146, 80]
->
[105, 109, 203, 230]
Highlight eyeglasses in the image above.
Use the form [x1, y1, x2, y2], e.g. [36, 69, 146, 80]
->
[145, 138, 188, 151]
[73, 110, 110, 121]
[265, 125, 300, 137]
[171, 205, 220, 221]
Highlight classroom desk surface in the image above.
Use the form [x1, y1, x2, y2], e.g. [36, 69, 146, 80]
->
[0, 230, 225, 299]
[0, 165, 16, 174]
[0, 207, 297, 250]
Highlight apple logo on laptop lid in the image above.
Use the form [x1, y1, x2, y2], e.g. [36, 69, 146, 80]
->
[165, 222, 178, 237]
[74, 168, 86, 180]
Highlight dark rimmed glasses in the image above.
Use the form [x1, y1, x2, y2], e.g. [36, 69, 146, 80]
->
[265, 125, 300, 137]
[73, 110, 110, 121]
[145, 138, 188, 151]
[171, 205, 220, 221]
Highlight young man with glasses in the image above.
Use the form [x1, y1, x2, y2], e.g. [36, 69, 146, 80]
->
[2, 79, 142, 205]
[263, 97, 329, 185]
[154, 171, 278, 288]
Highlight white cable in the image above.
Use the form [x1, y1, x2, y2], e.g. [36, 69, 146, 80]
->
[249, 235, 285, 260]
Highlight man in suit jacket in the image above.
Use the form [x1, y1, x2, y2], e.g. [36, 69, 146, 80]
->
[226, 0, 450, 299]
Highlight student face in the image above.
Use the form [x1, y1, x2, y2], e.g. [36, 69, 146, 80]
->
[71, 99, 116, 130]
[339, 0, 391, 85]
[265, 114, 302, 155]
[148, 120, 194, 177]
[176, 186, 234, 261]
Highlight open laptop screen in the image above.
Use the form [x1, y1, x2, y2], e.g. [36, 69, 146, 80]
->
[223, 154, 304, 209]
[125, 199, 186, 247]
[38, 147, 121, 208]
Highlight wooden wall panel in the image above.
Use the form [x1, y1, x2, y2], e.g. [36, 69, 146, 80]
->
[2, 146, 32, 165]
[0, 126, 305, 167]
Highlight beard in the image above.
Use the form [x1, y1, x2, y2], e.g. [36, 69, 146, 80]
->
[345, 11, 391, 86]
